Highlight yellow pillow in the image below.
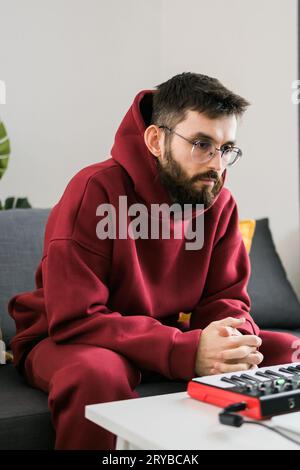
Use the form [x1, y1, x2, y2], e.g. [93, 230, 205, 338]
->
[178, 219, 256, 326]
[238, 219, 256, 254]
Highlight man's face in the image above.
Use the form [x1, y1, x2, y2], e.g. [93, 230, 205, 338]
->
[156, 110, 238, 208]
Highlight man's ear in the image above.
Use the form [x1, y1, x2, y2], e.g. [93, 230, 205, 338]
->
[144, 125, 163, 158]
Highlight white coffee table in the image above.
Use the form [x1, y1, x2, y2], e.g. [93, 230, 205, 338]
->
[85, 391, 299, 450]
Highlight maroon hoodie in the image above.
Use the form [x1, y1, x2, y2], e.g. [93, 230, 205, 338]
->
[8, 89, 259, 379]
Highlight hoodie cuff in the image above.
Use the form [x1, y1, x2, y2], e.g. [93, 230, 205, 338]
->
[169, 329, 202, 381]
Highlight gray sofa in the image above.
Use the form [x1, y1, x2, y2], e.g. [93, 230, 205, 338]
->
[1, 209, 300, 450]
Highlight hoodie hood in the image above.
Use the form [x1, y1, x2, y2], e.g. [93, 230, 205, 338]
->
[111, 89, 227, 211]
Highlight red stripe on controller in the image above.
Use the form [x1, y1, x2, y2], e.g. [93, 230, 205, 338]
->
[187, 381, 262, 420]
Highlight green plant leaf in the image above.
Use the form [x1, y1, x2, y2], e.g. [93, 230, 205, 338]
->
[0, 121, 10, 180]
[16, 197, 31, 208]
[0, 139, 10, 154]
[3, 196, 32, 210]
[0, 122, 7, 140]
[0, 156, 9, 178]
[4, 197, 14, 210]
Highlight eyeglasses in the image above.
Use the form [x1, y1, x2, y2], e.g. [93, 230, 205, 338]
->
[158, 125, 242, 167]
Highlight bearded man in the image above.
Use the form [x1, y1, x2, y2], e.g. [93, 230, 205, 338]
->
[8, 72, 299, 450]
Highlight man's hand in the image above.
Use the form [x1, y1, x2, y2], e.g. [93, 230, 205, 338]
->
[195, 317, 263, 376]
[211, 322, 263, 374]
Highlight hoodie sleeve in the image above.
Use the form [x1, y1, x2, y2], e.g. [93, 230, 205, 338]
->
[43, 237, 201, 381]
[189, 197, 260, 337]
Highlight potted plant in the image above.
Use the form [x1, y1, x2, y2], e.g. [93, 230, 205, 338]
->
[0, 119, 31, 209]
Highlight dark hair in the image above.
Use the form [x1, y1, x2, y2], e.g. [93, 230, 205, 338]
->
[151, 72, 250, 128]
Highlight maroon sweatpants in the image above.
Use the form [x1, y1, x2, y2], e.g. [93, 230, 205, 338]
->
[23, 330, 300, 450]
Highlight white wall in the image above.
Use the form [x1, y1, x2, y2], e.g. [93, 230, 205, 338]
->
[0, 0, 299, 297]
[0, 0, 161, 206]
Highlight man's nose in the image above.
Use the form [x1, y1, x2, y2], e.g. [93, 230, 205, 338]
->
[207, 150, 223, 172]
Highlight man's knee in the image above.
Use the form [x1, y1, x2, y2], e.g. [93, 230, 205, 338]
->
[49, 347, 141, 404]
[259, 330, 300, 366]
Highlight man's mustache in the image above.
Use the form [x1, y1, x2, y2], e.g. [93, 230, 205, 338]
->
[190, 171, 219, 184]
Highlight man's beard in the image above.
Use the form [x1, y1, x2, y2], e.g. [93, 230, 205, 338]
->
[156, 147, 224, 209]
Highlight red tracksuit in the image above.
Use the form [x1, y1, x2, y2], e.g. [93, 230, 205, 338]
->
[8, 89, 299, 449]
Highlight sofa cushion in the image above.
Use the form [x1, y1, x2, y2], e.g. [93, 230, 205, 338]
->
[0, 209, 50, 345]
[248, 218, 300, 329]
[0, 364, 55, 450]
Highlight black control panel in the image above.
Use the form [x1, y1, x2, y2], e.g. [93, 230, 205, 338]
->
[220, 365, 300, 397]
